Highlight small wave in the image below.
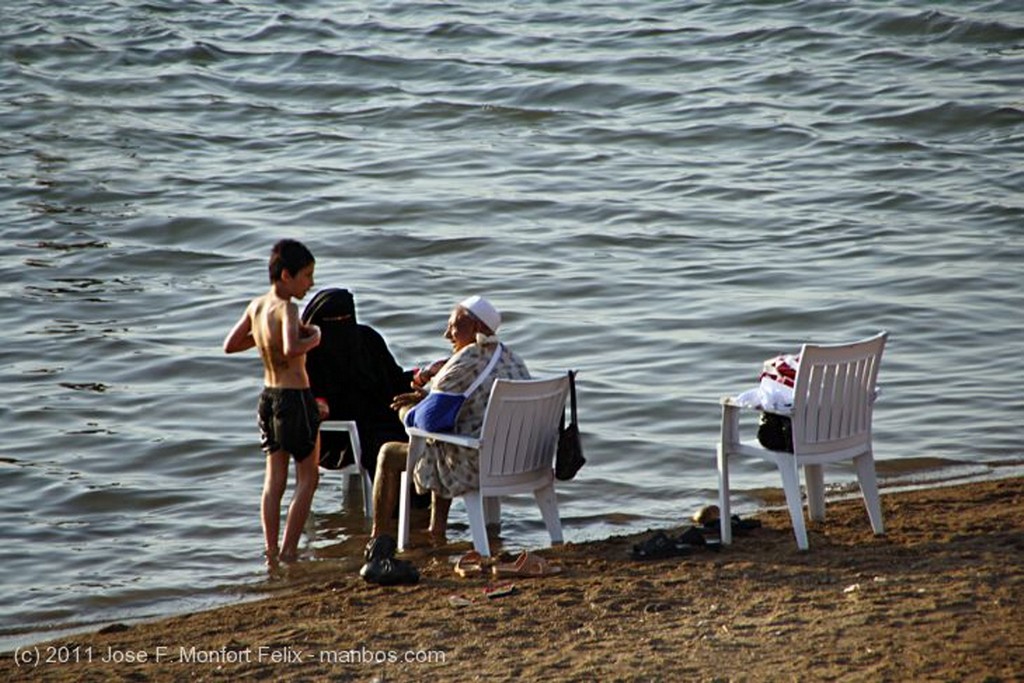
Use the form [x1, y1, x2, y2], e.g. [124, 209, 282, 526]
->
[28, 239, 109, 251]
[862, 101, 1024, 136]
[862, 8, 1024, 45]
[59, 382, 109, 393]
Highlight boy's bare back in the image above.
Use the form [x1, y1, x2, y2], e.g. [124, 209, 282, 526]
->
[249, 292, 311, 389]
[224, 281, 320, 389]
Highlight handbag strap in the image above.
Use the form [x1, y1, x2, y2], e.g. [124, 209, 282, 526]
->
[462, 343, 504, 398]
[567, 369, 578, 424]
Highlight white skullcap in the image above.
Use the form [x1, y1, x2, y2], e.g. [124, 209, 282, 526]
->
[459, 295, 501, 333]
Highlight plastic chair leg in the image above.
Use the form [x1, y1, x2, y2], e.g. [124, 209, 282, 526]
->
[360, 471, 373, 519]
[854, 452, 885, 535]
[463, 490, 492, 556]
[397, 471, 411, 552]
[717, 445, 733, 545]
[397, 436, 425, 552]
[717, 403, 739, 546]
[320, 420, 373, 519]
[533, 482, 563, 545]
[778, 460, 809, 550]
[805, 464, 826, 522]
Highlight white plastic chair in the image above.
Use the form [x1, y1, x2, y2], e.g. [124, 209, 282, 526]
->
[397, 375, 570, 556]
[318, 420, 373, 518]
[717, 331, 888, 550]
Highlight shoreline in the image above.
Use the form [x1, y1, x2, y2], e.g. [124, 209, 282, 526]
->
[4, 475, 1022, 681]
[5, 462, 1019, 655]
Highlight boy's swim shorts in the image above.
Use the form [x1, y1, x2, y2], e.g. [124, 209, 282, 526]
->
[257, 387, 320, 461]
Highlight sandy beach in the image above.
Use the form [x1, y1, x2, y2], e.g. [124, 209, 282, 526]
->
[5, 476, 1021, 682]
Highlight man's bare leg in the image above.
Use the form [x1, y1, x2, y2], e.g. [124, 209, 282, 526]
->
[430, 494, 451, 545]
[371, 442, 408, 538]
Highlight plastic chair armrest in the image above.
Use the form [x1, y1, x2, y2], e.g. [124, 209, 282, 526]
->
[405, 427, 480, 450]
[720, 395, 750, 408]
[720, 396, 781, 413]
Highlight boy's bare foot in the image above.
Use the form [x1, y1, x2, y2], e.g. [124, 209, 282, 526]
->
[278, 548, 300, 563]
[264, 547, 280, 569]
[428, 529, 447, 547]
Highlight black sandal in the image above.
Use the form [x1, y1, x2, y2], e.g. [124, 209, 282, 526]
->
[676, 526, 707, 547]
[361, 557, 420, 586]
[364, 534, 397, 562]
[632, 531, 687, 560]
[731, 515, 762, 532]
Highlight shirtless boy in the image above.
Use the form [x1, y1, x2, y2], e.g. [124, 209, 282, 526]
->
[223, 239, 322, 563]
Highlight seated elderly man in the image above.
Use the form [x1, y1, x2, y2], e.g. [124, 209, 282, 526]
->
[369, 295, 530, 547]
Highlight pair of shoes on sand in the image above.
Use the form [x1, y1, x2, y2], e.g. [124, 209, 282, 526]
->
[691, 505, 763, 536]
[730, 514, 763, 532]
[631, 526, 720, 560]
[454, 550, 562, 578]
[700, 515, 763, 538]
[360, 535, 420, 586]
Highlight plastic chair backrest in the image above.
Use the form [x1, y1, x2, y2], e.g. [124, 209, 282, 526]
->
[791, 331, 887, 457]
[477, 376, 570, 486]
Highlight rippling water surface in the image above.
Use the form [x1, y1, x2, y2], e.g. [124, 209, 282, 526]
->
[1, 0, 1022, 649]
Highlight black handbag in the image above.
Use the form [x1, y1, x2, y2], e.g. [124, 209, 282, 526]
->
[757, 412, 794, 452]
[555, 370, 585, 481]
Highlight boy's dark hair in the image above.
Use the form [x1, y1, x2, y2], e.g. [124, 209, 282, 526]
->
[268, 239, 315, 282]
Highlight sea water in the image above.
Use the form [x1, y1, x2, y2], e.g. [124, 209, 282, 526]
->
[1, 0, 1022, 650]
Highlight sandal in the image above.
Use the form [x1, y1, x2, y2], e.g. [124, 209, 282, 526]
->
[376, 558, 420, 586]
[676, 526, 708, 548]
[678, 526, 724, 552]
[448, 594, 474, 608]
[361, 557, 420, 586]
[448, 583, 517, 607]
[364, 534, 397, 562]
[492, 551, 562, 578]
[732, 514, 762, 532]
[631, 531, 686, 560]
[698, 515, 762, 537]
[484, 583, 517, 599]
[454, 550, 488, 578]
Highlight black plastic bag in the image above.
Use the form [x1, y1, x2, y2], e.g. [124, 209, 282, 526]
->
[555, 370, 585, 481]
[757, 412, 794, 453]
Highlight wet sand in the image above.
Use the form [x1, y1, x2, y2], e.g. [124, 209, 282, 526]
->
[5, 476, 1022, 682]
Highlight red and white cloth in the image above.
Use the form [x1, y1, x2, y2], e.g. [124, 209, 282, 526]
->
[757, 353, 800, 413]
[734, 353, 801, 413]
[760, 354, 798, 388]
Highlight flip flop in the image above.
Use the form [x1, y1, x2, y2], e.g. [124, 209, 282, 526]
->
[449, 582, 518, 607]
[454, 550, 488, 578]
[448, 594, 474, 608]
[484, 583, 517, 599]
[491, 551, 562, 578]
